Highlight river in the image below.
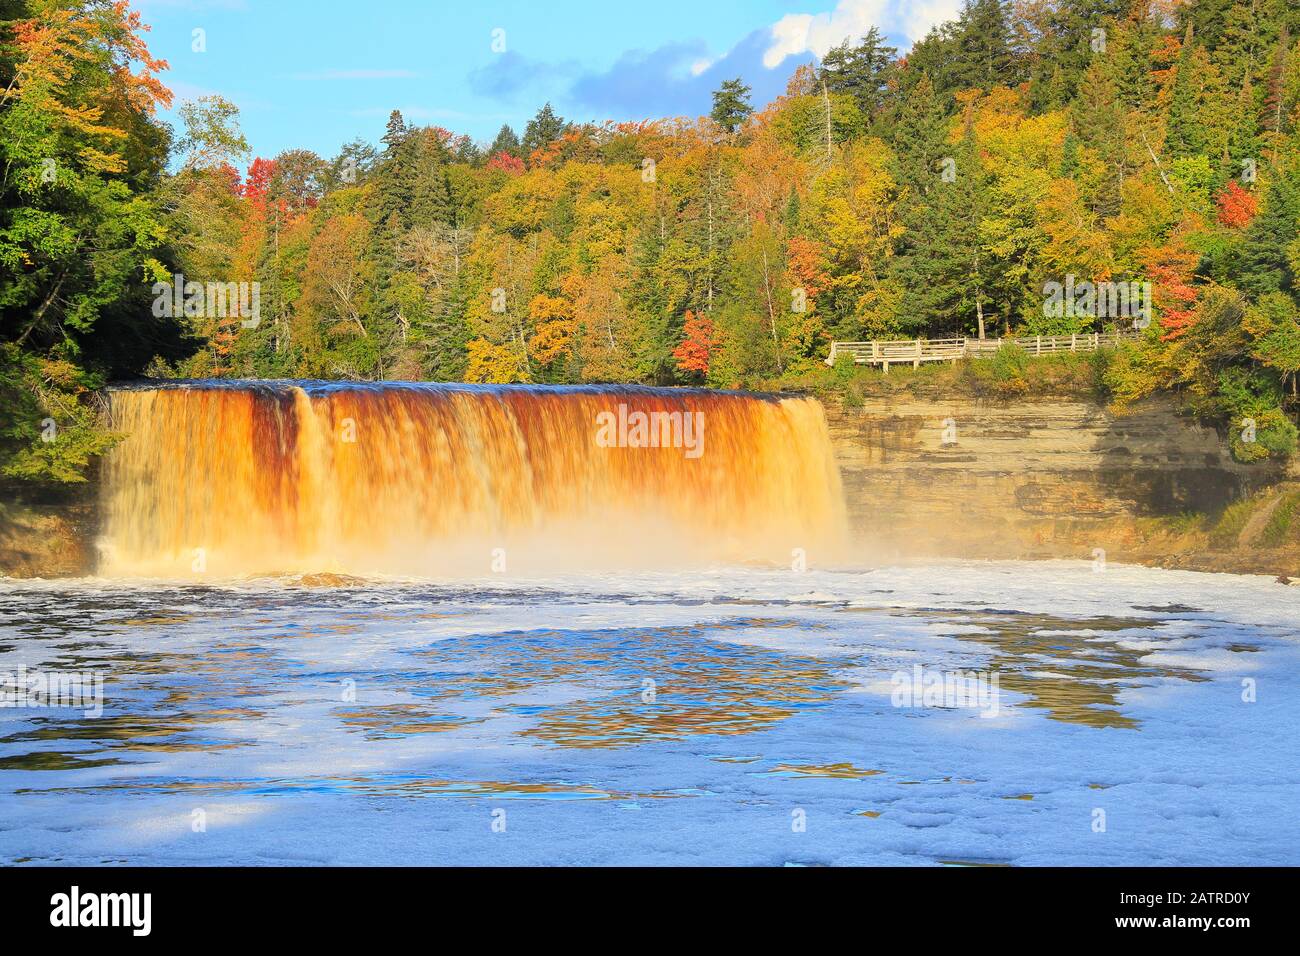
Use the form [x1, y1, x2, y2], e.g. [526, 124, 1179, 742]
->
[2, 560, 1296, 865]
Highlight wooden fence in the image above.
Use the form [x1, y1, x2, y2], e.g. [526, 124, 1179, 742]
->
[825, 330, 1136, 371]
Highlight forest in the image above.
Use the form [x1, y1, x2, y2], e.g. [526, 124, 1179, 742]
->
[3, 0, 1300, 483]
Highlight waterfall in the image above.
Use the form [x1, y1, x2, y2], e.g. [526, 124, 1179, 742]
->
[100, 382, 846, 577]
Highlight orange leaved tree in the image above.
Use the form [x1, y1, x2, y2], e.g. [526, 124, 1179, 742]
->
[672, 310, 720, 380]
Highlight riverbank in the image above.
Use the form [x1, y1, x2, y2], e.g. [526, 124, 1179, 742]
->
[0, 484, 97, 579]
[1116, 481, 1300, 579]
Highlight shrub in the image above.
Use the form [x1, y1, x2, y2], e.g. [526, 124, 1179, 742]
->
[1210, 499, 1254, 548]
[1261, 492, 1300, 548]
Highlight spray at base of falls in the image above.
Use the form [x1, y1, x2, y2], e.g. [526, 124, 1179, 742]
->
[100, 382, 846, 578]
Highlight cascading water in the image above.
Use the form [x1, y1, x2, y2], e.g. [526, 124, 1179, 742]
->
[99, 381, 847, 578]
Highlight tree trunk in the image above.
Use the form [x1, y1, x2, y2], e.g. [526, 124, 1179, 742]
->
[821, 80, 833, 160]
[762, 248, 783, 374]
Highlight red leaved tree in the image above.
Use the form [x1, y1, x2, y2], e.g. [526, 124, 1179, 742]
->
[785, 236, 828, 306]
[673, 310, 720, 378]
[1142, 231, 1200, 341]
[242, 157, 276, 214]
[218, 162, 242, 195]
[1215, 180, 1258, 229]
[485, 151, 525, 175]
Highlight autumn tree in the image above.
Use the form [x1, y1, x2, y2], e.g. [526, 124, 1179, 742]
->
[672, 310, 720, 379]
[522, 104, 566, 160]
[0, 0, 183, 481]
[298, 212, 377, 377]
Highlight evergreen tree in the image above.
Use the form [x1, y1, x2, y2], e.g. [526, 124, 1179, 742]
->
[374, 110, 416, 226]
[1060, 131, 1081, 179]
[890, 74, 949, 200]
[783, 187, 802, 233]
[381, 110, 408, 156]
[324, 138, 378, 191]
[1165, 27, 1207, 159]
[408, 131, 454, 226]
[891, 133, 997, 339]
[1108, 14, 1159, 111]
[1178, 0, 1241, 52]
[1073, 59, 1131, 218]
[489, 123, 522, 158]
[955, 0, 1016, 91]
[1236, 168, 1300, 300]
[1164, 27, 1211, 160]
[522, 104, 565, 157]
[903, 22, 964, 99]
[1028, 0, 1129, 111]
[710, 78, 753, 134]
[819, 27, 897, 121]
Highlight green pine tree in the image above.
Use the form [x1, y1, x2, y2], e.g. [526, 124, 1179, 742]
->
[955, 0, 1016, 91]
[522, 104, 566, 157]
[1165, 26, 1208, 159]
[890, 73, 949, 200]
[710, 78, 753, 135]
[488, 123, 521, 157]
[819, 27, 897, 121]
[891, 133, 997, 339]
[1237, 168, 1300, 300]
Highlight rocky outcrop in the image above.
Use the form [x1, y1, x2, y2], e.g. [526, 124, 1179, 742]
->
[0, 499, 97, 578]
[824, 395, 1295, 573]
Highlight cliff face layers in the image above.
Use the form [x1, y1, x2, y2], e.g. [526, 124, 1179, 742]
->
[823, 396, 1292, 572]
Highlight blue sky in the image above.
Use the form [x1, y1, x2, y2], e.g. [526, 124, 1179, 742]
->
[133, 0, 963, 164]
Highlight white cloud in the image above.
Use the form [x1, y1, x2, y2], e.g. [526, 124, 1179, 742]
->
[763, 0, 963, 69]
[895, 0, 967, 42]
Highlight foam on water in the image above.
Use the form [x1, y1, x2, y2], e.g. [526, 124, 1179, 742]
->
[1, 561, 1297, 865]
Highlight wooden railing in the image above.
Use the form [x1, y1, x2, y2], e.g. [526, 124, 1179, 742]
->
[825, 330, 1135, 370]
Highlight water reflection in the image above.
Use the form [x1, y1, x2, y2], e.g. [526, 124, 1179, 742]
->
[22, 771, 687, 801]
[841, 607, 1213, 728]
[944, 610, 1209, 729]
[410, 622, 845, 748]
[762, 763, 882, 779]
[338, 705, 482, 738]
[0, 578, 1265, 837]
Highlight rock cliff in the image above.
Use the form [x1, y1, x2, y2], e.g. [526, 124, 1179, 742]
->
[824, 395, 1297, 575]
